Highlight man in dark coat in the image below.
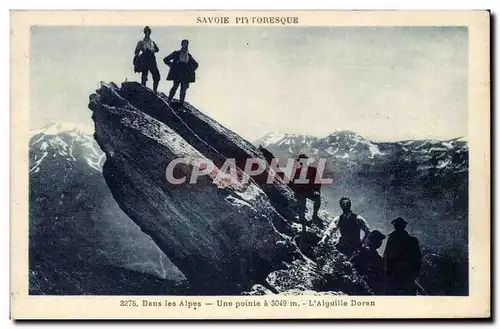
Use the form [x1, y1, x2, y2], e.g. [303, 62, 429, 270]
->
[163, 39, 199, 108]
[134, 26, 161, 93]
[288, 154, 323, 249]
[318, 197, 371, 257]
[352, 230, 386, 295]
[384, 217, 422, 295]
[289, 155, 323, 219]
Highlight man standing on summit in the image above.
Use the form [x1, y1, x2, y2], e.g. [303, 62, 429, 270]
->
[164, 39, 199, 108]
[134, 26, 161, 93]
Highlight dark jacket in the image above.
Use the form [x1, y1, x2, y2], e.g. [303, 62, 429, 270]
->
[338, 212, 363, 249]
[163, 50, 198, 83]
[353, 247, 386, 295]
[384, 230, 422, 283]
[289, 164, 321, 197]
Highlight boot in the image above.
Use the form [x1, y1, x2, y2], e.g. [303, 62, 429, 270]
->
[153, 80, 159, 94]
[179, 90, 186, 108]
[167, 91, 175, 104]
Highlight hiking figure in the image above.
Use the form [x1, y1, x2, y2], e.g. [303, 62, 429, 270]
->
[318, 197, 371, 257]
[258, 145, 275, 165]
[134, 26, 160, 93]
[351, 230, 386, 295]
[288, 154, 323, 242]
[384, 217, 422, 295]
[164, 39, 199, 108]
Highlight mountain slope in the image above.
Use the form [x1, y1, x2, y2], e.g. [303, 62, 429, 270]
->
[29, 122, 185, 295]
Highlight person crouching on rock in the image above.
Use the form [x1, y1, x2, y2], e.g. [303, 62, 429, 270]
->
[164, 39, 199, 108]
[351, 230, 387, 295]
[318, 197, 371, 258]
[134, 26, 161, 93]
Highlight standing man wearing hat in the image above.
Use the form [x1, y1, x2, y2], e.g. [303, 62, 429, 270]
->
[318, 197, 371, 257]
[134, 26, 161, 93]
[384, 217, 422, 295]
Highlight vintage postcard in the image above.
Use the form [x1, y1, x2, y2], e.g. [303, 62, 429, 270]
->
[10, 10, 490, 319]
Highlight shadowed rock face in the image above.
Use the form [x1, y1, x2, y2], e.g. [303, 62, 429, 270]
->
[119, 82, 301, 227]
[88, 82, 371, 295]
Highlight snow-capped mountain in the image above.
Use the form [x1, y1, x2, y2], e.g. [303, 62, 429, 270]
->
[30, 122, 103, 173]
[29, 122, 185, 294]
[256, 130, 468, 181]
[257, 132, 321, 154]
[257, 131, 384, 159]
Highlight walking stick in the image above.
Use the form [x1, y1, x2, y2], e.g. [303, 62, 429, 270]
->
[415, 280, 428, 295]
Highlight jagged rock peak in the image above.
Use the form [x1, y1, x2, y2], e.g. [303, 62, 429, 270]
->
[88, 81, 370, 295]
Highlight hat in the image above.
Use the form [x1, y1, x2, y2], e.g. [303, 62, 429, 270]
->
[391, 217, 408, 226]
[297, 154, 308, 160]
[369, 230, 386, 242]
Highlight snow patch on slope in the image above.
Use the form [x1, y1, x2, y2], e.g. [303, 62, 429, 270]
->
[30, 122, 104, 173]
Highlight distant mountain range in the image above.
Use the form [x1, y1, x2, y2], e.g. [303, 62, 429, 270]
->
[29, 122, 185, 295]
[255, 130, 468, 192]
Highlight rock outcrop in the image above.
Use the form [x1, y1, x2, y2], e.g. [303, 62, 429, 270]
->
[88, 82, 370, 295]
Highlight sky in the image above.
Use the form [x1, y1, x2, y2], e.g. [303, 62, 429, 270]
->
[30, 26, 467, 142]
